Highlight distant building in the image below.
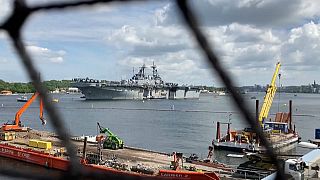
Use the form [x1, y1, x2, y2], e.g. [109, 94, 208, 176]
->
[0, 90, 12, 95]
[51, 88, 60, 94]
[68, 87, 79, 93]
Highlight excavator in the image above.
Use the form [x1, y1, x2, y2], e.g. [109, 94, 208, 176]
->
[2, 92, 46, 131]
[97, 122, 124, 150]
[258, 62, 281, 126]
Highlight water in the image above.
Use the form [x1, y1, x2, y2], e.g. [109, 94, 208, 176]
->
[0, 92, 319, 174]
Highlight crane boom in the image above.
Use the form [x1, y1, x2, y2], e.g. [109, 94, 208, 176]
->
[258, 62, 281, 125]
[2, 92, 46, 131]
[97, 122, 114, 136]
[15, 92, 39, 124]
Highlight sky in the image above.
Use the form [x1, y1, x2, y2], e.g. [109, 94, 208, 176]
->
[0, 0, 320, 86]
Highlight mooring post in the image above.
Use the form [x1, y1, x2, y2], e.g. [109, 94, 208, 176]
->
[256, 100, 259, 122]
[227, 123, 230, 141]
[216, 122, 220, 141]
[289, 100, 293, 131]
[82, 136, 87, 161]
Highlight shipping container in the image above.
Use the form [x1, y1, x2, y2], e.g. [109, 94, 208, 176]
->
[264, 122, 288, 133]
[0, 132, 16, 141]
[315, 129, 320, 139]
[37, 141, 52, 150]
[29, 139, 39, 148]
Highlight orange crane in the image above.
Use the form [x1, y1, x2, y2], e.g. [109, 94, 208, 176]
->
[2, 92, 46, 131]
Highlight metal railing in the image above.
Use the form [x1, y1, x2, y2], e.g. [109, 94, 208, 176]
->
[0, 0, 284, 179]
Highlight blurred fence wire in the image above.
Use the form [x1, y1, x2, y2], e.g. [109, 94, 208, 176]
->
[0, 0, 284, 179]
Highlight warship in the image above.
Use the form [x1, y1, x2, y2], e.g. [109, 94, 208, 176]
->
[72, 63, 201, 100]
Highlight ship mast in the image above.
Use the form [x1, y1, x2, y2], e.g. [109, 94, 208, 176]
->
[141, 64, 146, 78]
[151, 61, 157, 79]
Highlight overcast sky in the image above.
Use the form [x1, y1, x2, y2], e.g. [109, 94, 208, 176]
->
[0, 0, 320, 86]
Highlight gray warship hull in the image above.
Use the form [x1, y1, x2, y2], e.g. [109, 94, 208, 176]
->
[79, 86, 143, 100]
[75, 84, 200, 100]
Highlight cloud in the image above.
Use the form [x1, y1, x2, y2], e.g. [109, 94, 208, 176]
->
[117, 50, 214, 85]
[26, 45, 66, 63]
[156, 0, 320, 28]
[106, 25, 191, 57]
[0, 57, 8, 63]
[281, 21, 320, 71]
[110, 2, 320, 85]
[1, 0, 320, 86]
[0, 0, 12, 24]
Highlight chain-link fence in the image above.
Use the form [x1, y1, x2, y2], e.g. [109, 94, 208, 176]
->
[0, 0, 284, 179]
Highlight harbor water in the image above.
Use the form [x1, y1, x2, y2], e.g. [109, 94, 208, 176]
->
[0, 92, 318, 176]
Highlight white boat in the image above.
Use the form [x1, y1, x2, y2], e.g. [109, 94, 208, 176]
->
[17, 96, 28, 102]
[217, 91, 226, 96]
[298, 142, 319, 149]
[226, 154, 244, 158]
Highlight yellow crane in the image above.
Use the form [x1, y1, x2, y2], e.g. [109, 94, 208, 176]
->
[258, 62, 281, 125]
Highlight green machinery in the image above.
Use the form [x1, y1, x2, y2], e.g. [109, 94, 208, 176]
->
[97, 122, 124, 150]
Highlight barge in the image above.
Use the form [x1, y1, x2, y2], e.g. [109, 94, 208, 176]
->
[212, 100, 299, 152]
[0, 130, 220, 180]
[213, 62, 299, 152]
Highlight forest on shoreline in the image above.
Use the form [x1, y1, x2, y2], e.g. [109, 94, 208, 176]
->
[0, 80, 71, 93]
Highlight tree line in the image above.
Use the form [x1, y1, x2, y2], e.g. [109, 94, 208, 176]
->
[0, 79, 71, 93]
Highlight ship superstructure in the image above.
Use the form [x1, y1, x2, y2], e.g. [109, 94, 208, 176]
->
[72, 63, 201, 100]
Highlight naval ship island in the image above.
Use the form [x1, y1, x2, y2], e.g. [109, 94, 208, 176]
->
[72, 63, 201, 100]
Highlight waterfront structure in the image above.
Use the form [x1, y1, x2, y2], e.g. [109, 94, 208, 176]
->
[0, 90, 12, 95]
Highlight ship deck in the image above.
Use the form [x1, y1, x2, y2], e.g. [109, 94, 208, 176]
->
[2, 129, 234, 178]
[214, 132, 299, 153]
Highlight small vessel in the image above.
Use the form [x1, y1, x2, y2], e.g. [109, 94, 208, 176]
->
[16, 96, 28, 102]
[52, 98, 59, 103]
[217, 91, 226, 96]
[298, 142, 318, 149]
[227, 154, 244, 158]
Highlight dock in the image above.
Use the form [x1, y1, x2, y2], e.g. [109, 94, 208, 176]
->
[3, 129, 234, 179]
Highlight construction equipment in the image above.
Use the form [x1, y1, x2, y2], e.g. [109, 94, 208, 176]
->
[258, 62, 281, 125]
[2, 92, 46, 131]
[97, 122, 124, 150]
[170, 152, 183, 170]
